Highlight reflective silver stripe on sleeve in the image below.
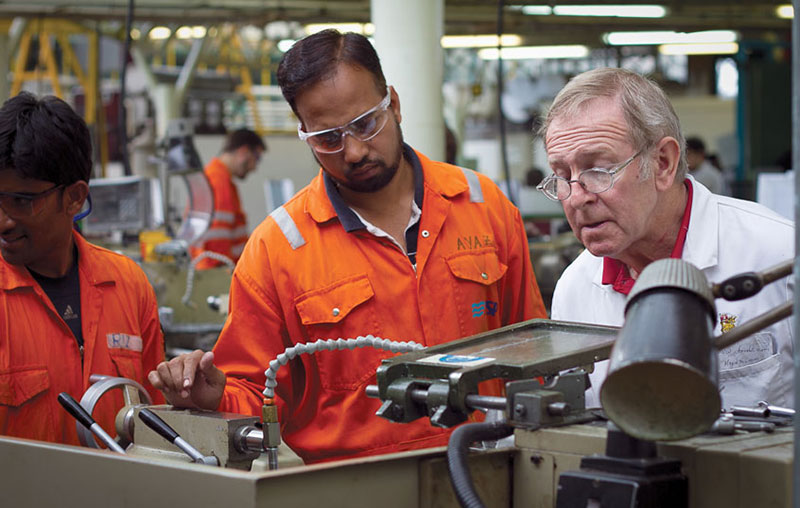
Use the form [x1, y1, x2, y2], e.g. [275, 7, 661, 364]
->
[460, 167, 484, 203]
[270, 206, 306, 250]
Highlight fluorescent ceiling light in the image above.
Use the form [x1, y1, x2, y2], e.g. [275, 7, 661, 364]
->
[519, 6, 553, 15]
[175, 26, 207, 39]
[604, 30, 738, 46]
[554, 5, 666, 17]
[305, 23, 375, 36]
[479, 45, 589, 60]
[278, 39, 296, 52]
[441, 34, 522, 48]
[149, 26, 172, 40]
[659, 43, 739, 56]
[518, 4, 666, 18]
[776, 5, 794, 18]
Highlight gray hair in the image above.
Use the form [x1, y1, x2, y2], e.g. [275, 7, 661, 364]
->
[540, 67, 687, 180]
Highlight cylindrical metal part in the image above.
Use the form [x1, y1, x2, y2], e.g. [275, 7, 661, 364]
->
[90, 423, 127, 454]
[174, 436, 206, 463]
[731, 405, 770, 418]
[267, 447, 279, 470]
[365, 384, 507, 412]
[603, 260, 721, 441]
[759, 401, 796, 418]
[235, 427, 264, 453]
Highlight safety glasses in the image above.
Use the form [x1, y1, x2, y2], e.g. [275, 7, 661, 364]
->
[0, 184, 64, 219]
[297, 89, 391, 154]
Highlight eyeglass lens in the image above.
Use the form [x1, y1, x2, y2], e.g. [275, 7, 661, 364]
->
[308, 109, 389, 154]
[543, 169, 615, 200]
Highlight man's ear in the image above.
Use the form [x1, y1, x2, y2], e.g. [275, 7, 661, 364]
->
[64, 181, 89, 216]
[389, 86, 402, 125]
[653, 136, 681, 191]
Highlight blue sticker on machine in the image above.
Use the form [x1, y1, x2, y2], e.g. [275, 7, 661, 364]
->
[417, 354, 495, 367]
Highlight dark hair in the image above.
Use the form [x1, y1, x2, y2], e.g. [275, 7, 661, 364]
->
[276, 29, 386, 118]
[222, 128, 266, 153]
[685, 136, 706, 154]
[0, 92, 92, 184]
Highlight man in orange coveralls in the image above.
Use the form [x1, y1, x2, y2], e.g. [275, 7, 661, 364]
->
[0, 92, 164, 445]
[190, 128, 266, 269]
[149, 30, 546, 464]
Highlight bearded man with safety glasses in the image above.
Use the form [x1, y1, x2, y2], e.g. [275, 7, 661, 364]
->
[0, 93, 165, 445]
[149, 29, 547, 464]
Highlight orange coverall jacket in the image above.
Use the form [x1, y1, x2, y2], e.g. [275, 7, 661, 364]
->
[0, 232, 165, 445]
[214, 147, 546, 463]
[190, 157, 249, 269]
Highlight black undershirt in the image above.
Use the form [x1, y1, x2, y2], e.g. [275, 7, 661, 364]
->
[30, 247, 83, 347]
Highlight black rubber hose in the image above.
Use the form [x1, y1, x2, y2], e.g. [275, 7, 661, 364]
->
[446, 420, 514, 508]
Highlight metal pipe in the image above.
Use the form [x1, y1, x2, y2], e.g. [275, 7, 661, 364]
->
[365, 384, 507, 411]
[792, 1, 799, 506]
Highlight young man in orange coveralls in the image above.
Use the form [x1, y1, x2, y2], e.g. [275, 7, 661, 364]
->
[149, 30, 547, 464]
[0, 93, 165, 445]
[190, 128, 266, 269]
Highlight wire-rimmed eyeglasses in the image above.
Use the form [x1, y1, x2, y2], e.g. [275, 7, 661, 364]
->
[297, 89, 392, 154]
[536, 151, 641, 201]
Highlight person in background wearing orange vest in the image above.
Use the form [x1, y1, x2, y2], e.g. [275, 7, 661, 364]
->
[190, 128, 266, 269]
[0, 92, 165, 445]
[149, 30, 547, 464]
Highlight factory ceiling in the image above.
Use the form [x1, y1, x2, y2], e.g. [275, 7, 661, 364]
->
[0, 0, 792, 48]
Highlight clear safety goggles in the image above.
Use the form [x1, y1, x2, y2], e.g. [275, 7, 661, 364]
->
[297, 90, 391, 154]
[0, 184, 64, 219]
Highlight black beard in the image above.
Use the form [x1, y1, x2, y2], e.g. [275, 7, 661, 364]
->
[316, 128, 405, 193]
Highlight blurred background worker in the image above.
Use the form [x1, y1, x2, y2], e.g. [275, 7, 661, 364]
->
[150, 29, 547, 464]
[0, 92, 165, 445]
[685, 135, 726, 195]
[190, 128, 266, 269]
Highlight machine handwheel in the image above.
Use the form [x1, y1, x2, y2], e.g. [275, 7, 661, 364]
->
[76, 375, 152, 449]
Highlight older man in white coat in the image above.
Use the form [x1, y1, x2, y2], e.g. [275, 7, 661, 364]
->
[538, 68, 794, 411]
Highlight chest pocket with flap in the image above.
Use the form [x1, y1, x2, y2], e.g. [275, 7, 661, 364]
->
[294, 274, 387, 390]
[0, 365, 55, 440]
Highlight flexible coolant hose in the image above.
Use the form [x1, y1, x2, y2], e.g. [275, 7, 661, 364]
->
[182, 251, 236, 306]
[262, 335, 425, 398]
[447, 420, 514, 508]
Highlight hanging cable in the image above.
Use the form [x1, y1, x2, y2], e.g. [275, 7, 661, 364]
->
[119, 0, 134, 176]
[496, 0, 515, 206]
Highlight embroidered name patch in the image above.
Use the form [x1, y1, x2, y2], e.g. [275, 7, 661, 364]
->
[107, 333, 143, 352]
[417, 354, 495, 368]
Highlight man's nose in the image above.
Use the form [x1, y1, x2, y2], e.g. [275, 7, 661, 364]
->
[341, 133, 369, 164]
[0, 206, 16, 230]
[566, 180, 596, 208]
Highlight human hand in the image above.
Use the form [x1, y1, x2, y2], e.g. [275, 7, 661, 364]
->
[148, 350, 226, 410]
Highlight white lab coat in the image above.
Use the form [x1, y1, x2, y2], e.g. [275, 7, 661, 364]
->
[551, 177, 795, 410]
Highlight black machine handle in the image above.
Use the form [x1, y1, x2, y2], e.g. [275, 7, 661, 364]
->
[57, 392, 96, 430]
[137, 408, 219, 466]
[138, 408, 180, 443]
[57, 392, 126, 454]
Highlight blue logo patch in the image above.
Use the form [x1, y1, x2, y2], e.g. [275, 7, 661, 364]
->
[471, 300, 498, 318]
